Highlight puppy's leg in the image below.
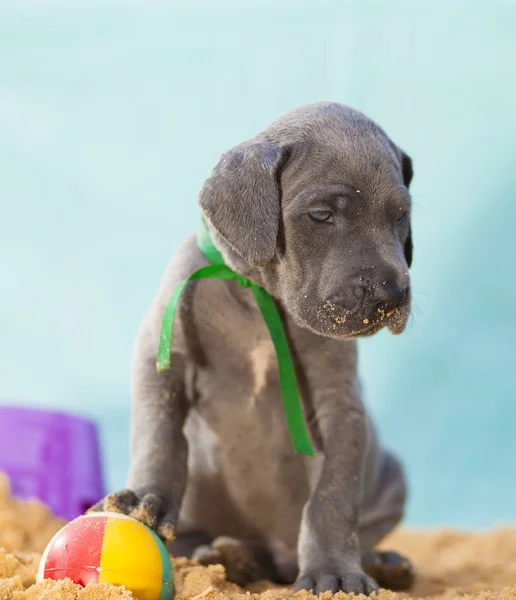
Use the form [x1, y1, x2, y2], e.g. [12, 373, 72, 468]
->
[360, 451, 414, 591]
[295, 398, 378, 596]
[89, 317, 190, 545]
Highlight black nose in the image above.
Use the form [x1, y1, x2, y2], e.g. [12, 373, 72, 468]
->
[375, 285, 408, 314]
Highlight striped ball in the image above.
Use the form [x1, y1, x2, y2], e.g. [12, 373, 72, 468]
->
[37, 512, 173, 600]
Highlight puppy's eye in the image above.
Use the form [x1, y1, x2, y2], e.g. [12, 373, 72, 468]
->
[396, 212, 407, 226]
[309, 211, 333, 223]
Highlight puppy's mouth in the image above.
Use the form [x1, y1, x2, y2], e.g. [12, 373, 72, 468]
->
[353, 307, 406, 337]
[297, 297, 410, 339]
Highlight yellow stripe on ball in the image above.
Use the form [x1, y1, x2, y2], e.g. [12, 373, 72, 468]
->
[98, 513, 165, 600]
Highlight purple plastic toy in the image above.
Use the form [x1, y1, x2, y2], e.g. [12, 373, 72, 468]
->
[0, 406, 105, 521]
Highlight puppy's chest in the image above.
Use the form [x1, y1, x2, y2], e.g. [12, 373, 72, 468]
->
[191, 283, 286, 409]
[196, 336, 283, 422]
[188, 280, 343, 444]
[218, 338, 277, 403]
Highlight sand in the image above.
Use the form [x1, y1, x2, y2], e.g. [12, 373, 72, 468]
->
[1, 474, 516, 600]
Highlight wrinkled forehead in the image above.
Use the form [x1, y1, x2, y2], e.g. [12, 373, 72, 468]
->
[281, 132, 404, 203]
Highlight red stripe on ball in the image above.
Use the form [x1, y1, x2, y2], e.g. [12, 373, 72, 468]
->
[43, 515, 107, 586]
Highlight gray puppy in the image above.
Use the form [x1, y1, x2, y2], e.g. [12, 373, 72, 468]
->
[92, 102, 415, 595]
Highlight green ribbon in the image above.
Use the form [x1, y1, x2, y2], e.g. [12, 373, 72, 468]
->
[156, 219, 314, 457]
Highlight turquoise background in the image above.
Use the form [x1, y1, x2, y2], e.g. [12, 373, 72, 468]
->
[1, 0, 515, 528]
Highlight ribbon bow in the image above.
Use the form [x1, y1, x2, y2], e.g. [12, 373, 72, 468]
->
[156, 219, 314, 457]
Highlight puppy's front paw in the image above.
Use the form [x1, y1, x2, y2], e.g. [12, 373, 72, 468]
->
[295, 569, 379, 596]
[87, 489, 176, 545]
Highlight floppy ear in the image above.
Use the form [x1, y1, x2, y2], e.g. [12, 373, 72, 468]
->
[400, 150, 414, 267]
[401, 150, 413, 188]
[198, 140, 288, 266]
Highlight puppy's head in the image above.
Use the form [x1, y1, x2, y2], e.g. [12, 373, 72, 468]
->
[199, 102, 413, 339]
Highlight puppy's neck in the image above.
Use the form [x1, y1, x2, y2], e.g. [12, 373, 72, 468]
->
[205, 222, 273, 291]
